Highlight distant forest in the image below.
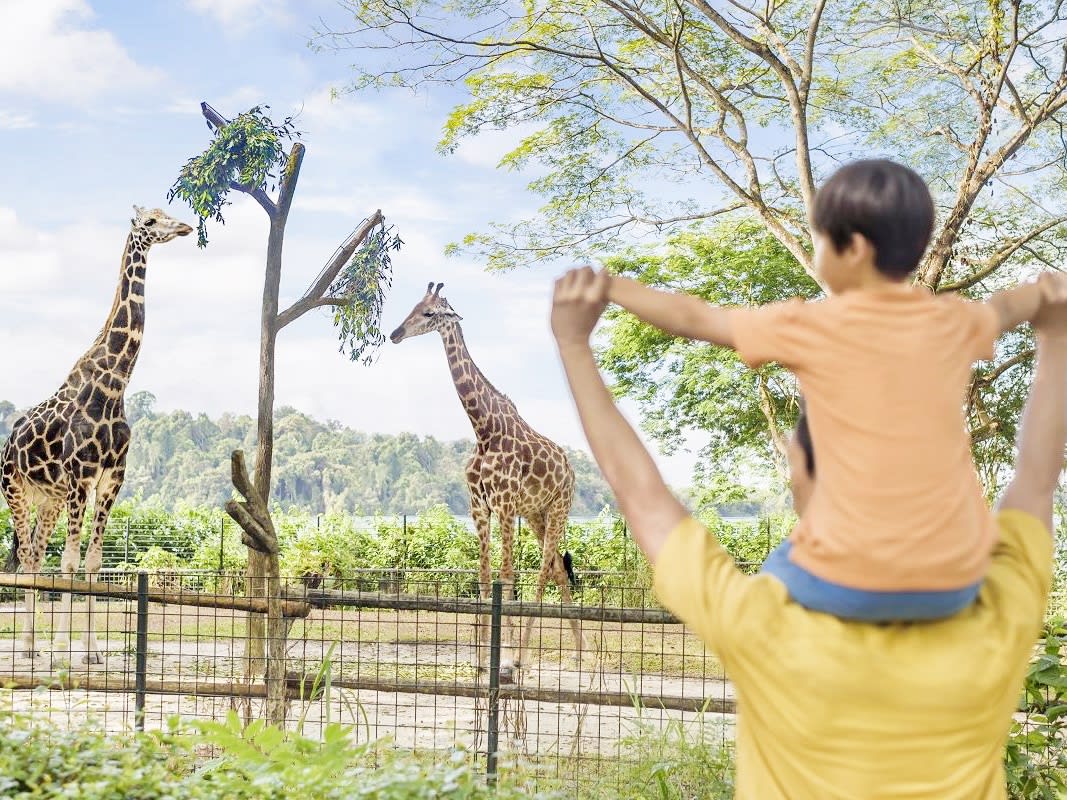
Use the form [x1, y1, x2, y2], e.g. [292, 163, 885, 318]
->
[0, 394, 618, 516]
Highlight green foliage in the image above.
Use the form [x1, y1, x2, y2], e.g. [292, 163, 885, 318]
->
[1005, 616, 1067, 799]
[600, 221, 819, 483]
[168, 105, 302, 246]
[331, 226, 404, 364]
[0, 708, 564, 800]
[67, 403, 613, 516]
[609, 710, 734, 800]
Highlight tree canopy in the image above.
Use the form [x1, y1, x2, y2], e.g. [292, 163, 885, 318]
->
[317, 0, 1067, 492]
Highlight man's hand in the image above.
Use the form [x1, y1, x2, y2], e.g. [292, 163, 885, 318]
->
[551, 266, 610, 349]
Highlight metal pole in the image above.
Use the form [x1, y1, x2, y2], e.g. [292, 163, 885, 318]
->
[486, 580, 503, 784]
[124, 518, 131, 566]
[135, 571, 148, 730]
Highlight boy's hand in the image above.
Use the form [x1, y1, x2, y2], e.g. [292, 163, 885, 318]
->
[552, 266, 610, 348]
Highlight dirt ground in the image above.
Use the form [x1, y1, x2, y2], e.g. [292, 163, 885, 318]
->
[0, 598, 735, 760]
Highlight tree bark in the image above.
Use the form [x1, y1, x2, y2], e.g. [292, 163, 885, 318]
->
[242, 144, 305, 704]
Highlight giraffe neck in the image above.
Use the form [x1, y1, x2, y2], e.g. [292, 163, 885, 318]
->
[439, 320, 511, 441]
[64, 231, 150, 393]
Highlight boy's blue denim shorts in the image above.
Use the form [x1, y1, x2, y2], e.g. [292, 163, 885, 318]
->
[761, 541, 981, 622]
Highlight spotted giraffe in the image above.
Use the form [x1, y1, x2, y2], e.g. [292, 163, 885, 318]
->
[0, 206, 192, 662]
[391, 282, 587, 681]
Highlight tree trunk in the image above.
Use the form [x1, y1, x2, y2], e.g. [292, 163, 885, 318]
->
[246, 211, 285, 681]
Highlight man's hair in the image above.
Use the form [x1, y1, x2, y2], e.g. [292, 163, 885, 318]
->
[813, 159, 935, 279]
[795, 399, 815, 477]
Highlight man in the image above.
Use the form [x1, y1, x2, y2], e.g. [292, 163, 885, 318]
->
[551, 267, 1067, 799]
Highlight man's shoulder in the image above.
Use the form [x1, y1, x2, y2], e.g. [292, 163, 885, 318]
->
[653, 516, 787, 651]
[982, 509, 1053, 615]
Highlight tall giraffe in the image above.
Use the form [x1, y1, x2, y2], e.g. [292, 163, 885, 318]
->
[390, 282, 587, 681]
[1, 206, 192, 662]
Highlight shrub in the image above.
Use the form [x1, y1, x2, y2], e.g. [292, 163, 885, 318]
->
[0, 707, 565, 800]
[1005, 616, 1067, 799]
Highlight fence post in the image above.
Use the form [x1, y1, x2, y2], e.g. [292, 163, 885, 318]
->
[486, 580, 503, 785]
[135, 571, 148, 731]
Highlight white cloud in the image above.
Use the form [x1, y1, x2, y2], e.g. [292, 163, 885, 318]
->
[185, 0, 291, 32]
[0, 111, 35, 129]
[296, 87, 384, 131]
[0, 0, 163, 105]
[162, 86, 266, 117]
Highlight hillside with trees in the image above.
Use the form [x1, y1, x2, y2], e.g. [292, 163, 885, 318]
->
[0, 393, 615, 516]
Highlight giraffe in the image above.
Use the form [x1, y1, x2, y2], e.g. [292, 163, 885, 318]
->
[390, 282, 587, 682]
[0, 206, 192, 662]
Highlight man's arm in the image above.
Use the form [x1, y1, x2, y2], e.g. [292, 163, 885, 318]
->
[552, 268, 687, 562]
[608, 275, 736, 348]
[997, 303, 1067, 532]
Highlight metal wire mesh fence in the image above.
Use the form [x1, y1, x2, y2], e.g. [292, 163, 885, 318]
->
[0, 567, 736, 795]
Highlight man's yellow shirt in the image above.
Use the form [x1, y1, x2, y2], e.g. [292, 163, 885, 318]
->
[653, 510, 1052, 799]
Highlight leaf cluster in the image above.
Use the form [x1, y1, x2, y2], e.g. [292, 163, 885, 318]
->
[330, 225, 404, 363]
[1005, 616, 1067, 798]
[168, 105, 302, 246]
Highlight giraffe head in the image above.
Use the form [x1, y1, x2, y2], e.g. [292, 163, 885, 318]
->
[390, 282, 464, 343]
[129, 206, 193, 245]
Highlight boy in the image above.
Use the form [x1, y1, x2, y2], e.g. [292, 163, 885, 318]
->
[607, 159, 1062, 621]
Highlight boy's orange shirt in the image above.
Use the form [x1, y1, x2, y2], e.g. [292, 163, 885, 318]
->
[728, 283, 1001, 591]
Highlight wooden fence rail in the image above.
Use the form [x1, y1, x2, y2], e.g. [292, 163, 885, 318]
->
[0, 573, 311, 618]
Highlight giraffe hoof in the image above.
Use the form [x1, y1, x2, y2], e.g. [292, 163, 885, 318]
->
[20, 649, 40, 659]
[499, 666, 516, 685]
[83, 652, 103, 666]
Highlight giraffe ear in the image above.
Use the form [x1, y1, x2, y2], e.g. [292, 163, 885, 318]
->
[132, 205, 144, 215]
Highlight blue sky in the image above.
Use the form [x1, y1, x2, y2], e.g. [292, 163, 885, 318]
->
[0, 0, 700, 487]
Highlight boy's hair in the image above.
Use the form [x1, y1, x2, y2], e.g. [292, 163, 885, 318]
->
[795, 399, 815, 477]
[813, 159, 934, 279]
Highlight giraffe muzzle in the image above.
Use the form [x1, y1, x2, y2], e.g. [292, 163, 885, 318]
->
[389, 326, 406, 343]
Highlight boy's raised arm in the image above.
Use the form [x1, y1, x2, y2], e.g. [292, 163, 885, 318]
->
[988, 273, 1067, 335]
[609, 275, 736, 348]
[553, 268, 688, 562]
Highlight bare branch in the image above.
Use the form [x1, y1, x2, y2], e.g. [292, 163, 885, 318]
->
[941, 216, 1067, 292]
[276, 210, 385, 330]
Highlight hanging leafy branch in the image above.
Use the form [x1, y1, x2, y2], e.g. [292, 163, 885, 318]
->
[167, 105, 303, 246]
[330, 226, 404, 363]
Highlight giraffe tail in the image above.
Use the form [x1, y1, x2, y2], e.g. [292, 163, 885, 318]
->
[561, 551, 579, 589]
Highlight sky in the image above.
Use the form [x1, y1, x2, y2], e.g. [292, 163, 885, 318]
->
[0, 0, 701, 488]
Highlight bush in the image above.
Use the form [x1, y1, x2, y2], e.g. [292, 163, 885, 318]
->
[1005, 616, 1067, 799]
[0, 708, 565, 800]
[606, 709, 734, 799]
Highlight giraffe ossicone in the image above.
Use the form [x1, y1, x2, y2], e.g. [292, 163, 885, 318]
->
[391, 281, 587, 683]
[0, 206, 192, 663]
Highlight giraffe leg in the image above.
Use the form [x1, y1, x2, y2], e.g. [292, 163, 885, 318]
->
[523, 501, 588, 669]
[3, 477, 39, 658]
[497, 510, 519, 683]
[55, 485, 89, 658]
[23, 499, 63, 657]
[515, 512, 550, 672]
[470, 489, 493, 676]
[81, 470, 122, 665]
